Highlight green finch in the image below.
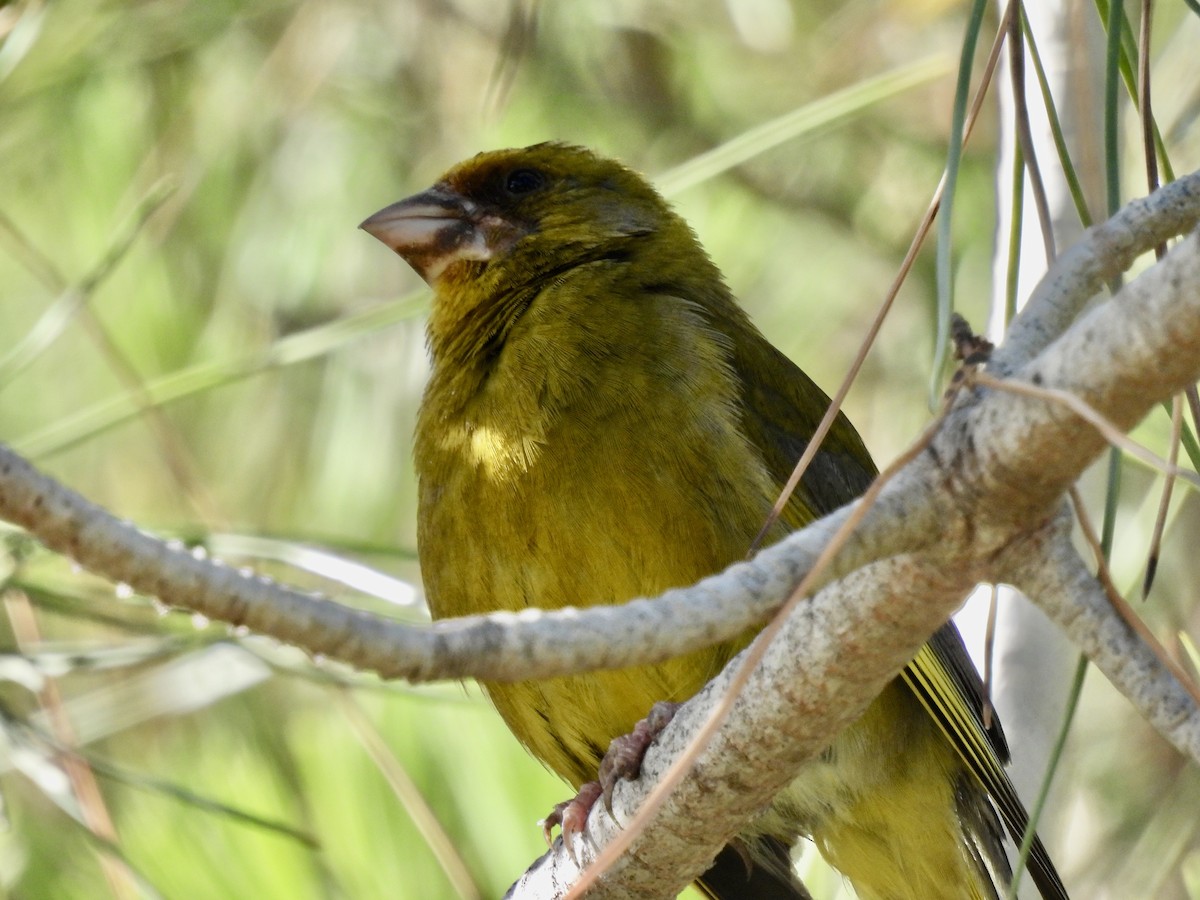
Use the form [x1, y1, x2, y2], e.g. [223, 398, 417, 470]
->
[361, 142, 1068, 900]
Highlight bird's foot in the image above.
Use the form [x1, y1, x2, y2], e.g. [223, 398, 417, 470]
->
[541, 782, 602, 850]
[597, 700, 680, 813]
[540, 701, 681, 852]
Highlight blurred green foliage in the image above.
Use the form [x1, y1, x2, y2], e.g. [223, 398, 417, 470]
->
[1, 0, 1199, 898]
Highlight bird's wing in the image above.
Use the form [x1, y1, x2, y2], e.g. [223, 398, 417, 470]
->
[732, 333, 1068, 900]
[904, 634, 1067, 899]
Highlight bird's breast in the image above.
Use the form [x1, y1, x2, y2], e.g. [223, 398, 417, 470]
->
[417, 380, 777, 615]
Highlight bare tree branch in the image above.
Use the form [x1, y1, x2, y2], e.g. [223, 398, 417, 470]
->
[992, 168, 1200, 376]
[0, 446, 915, 681]
[514, 554, 982, 900]
[1001, 511, 1200, 763]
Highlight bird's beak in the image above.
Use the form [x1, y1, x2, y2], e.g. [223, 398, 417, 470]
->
[360, 186, 495, 286]
[360, 186, 540, 290]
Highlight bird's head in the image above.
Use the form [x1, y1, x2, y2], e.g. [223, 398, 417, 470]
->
[360, 142, 693, 293]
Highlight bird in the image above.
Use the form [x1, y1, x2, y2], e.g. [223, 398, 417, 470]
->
[360, 141, 1068, 900]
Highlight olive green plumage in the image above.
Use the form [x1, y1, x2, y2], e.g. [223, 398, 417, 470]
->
[362, 142, 1067, 900]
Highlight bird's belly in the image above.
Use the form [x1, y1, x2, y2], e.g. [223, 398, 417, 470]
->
[418, 454, 765, 785]
[447, 519, 744, 785]
[483, 656, 723, 787]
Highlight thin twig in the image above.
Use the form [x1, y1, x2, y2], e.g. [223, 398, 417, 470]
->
[335, 690, 482, 900]
[1007, 0, 1056, 264]
[751, 16, 1008, 549]
[3, 590, 139, 900]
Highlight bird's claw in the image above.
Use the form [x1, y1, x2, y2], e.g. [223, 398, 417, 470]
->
[597, 700, 680, 814]
[540, 782, 603, 860]
[540, 701, 681, 857]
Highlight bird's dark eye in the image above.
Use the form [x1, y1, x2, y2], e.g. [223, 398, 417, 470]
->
[504, 168, 545, 195]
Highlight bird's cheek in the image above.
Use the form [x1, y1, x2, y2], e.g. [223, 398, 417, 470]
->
[423, 215, 529, 287]
[478, 213, 531, 258]
[418, 222, 492, 285]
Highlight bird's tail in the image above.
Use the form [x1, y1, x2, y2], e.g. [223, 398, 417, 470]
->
[697, 837, 812, 900]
